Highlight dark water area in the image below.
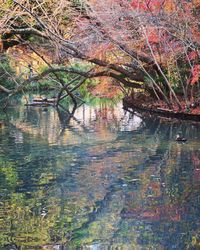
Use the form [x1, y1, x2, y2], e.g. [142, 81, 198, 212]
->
[0, 96, 200, 249]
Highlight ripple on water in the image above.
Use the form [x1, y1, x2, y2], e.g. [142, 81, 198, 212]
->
[0, 101, 200, 249]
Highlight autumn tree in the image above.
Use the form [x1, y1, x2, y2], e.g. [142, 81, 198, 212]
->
[0, 0, 200, 111]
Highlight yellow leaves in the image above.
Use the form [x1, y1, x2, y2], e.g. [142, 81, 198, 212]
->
[7, 45, 52, 78]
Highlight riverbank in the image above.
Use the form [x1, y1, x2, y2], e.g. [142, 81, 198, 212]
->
[123, 96, 200, 122]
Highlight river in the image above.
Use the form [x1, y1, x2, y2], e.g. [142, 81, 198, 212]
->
[0, 96, 200, 249]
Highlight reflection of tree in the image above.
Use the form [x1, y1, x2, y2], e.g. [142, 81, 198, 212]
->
[61, 118, 193, 248]
[115, 118, 200, 249]
[1, 103, 200, 249]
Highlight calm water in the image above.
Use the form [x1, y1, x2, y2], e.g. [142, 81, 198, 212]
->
[0, 97, 200, 250]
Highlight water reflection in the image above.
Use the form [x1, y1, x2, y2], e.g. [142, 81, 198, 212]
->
[0, 99, 200, 249]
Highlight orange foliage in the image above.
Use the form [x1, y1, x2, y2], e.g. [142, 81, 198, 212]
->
[130, 0, 175, 12]
[0, 41, 3, 52]
[90, 76, 121, 98]
[191, 65, 200, 85]
[146, 27, 161, 43]
[130, 0, 200, 13]
[188, 51, 199, 61]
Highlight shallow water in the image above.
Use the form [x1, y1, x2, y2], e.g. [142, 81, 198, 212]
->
[0, 97, 200, 249]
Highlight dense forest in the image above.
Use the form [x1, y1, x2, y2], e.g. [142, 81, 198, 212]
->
[0, 0, 200, 113]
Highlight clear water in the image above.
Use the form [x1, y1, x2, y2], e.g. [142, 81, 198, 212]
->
[0, 97, 200, 250]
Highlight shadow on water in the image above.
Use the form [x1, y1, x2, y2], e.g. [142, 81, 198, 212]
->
[0, 96, 200, 249]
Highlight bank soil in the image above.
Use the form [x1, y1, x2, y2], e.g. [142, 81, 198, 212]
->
[123, 95, 200, 121]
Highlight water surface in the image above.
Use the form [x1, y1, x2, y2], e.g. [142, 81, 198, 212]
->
[0, 97, 200, 249]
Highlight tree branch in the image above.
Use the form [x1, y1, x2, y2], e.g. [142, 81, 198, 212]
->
[2, 27, 47, 39]
[0, 84, 12, 94]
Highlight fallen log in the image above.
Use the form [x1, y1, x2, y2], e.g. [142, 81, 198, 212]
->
[33, 97, 57, 103]
[123, 98, 200, 122]
[26, 97, 57, 106]
[25, 101, 54, 106]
